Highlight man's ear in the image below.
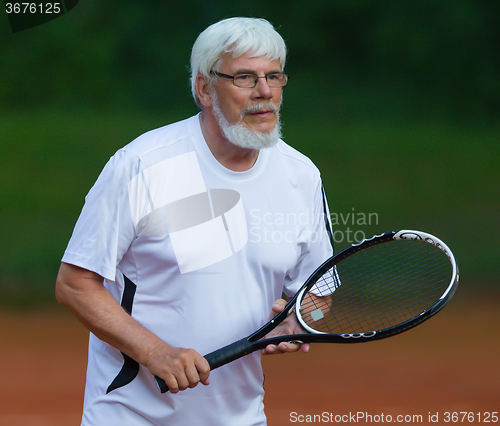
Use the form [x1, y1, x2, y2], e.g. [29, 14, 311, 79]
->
[196, 74, 213, 107]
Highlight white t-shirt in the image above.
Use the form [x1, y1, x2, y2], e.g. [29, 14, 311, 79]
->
[62, 114, 333, 426]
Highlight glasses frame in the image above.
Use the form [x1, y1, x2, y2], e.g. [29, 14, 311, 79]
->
[210, 71, 290, 88]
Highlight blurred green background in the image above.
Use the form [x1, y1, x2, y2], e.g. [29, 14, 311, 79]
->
[1, 0, 499, 307]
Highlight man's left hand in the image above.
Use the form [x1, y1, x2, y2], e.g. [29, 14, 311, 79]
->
[261, 299, 310, 355]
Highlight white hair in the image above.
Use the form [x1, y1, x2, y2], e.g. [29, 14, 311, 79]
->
[190, 17, 287, 109]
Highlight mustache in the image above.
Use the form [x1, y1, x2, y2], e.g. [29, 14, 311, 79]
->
[241, 102, 279, 116]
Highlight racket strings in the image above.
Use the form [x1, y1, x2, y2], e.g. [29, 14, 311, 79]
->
[299, 240, 453, 335]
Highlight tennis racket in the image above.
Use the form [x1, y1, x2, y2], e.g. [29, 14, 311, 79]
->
[155, 229, 458, 393]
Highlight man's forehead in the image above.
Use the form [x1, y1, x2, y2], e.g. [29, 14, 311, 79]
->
[219, 52, 282, 72]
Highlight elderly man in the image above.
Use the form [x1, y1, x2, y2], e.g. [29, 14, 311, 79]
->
[56, 17, 333, 425]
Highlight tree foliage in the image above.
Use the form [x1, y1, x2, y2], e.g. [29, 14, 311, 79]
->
[1, 0, 500, 118]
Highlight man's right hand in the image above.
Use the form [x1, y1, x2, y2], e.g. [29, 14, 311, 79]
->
[145, 344, 210, 393]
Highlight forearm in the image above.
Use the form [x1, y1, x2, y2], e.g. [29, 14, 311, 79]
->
[55, 262, 164, 366]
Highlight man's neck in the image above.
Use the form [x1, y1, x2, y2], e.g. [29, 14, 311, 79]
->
[199, 111, 259, 172]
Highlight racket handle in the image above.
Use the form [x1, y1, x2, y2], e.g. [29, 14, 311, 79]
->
[154, 338, 253, 394]
[204, 337, 253, 370]
[155, 375, 169, 393]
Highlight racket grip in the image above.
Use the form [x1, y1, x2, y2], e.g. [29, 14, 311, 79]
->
[155, 375, 169, 393]
[154, 338, 253, 394]
[204, 337, 253, 370]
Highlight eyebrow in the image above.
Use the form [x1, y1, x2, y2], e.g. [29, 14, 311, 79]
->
[235, 68, 283, 75]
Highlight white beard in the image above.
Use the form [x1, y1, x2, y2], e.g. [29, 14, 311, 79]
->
[211, 93, 282, 150]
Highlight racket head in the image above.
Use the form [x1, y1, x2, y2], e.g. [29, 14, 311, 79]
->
[294, 229, 459, 342]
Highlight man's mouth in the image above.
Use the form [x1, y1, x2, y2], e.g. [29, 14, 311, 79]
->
[250, 109, 273, 118]
[242, 104, 278, 120]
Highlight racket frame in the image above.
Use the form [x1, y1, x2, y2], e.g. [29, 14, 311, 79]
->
[295, 229, 458, 341]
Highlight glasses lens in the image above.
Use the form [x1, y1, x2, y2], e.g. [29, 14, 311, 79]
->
[267, 73, 288, 87]
[233, 74, 257, 88]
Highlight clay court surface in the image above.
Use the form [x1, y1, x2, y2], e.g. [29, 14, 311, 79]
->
[1, 298, 498, 425]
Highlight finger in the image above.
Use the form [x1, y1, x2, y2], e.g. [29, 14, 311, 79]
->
[268, 299, 287, 320]
[261, 344, 278, 355]
[173, 364, 192, 391]
[169, 350, 196, 391]
[195, 357, 211, 385]
[163, 374, 180, 394]
[277, 341, 301, 353]
[262, 341, 308, 355]
[272, 299, 286, 312]
[183, 363, 202, 389]
[183, 358, 210, 389]
[262, 342, 296, 354]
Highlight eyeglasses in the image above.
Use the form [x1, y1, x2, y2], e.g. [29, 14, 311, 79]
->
[211, 71, 289, 88]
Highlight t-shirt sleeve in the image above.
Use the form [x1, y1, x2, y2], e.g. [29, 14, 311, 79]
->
[61, 149, 141, 282]
[283, 178, 334, 297]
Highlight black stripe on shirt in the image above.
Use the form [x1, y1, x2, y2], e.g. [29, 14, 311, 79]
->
[106, 275, 140, 394]
[321, 184, 334, 252]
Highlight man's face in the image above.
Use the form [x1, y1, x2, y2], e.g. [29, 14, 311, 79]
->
[211, 53, 283, 135]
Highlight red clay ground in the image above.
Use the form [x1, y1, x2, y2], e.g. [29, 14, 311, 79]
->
[1, 298, 498, 425]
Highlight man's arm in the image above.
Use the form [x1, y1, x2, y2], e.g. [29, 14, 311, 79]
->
[55, 262, 210, 393]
